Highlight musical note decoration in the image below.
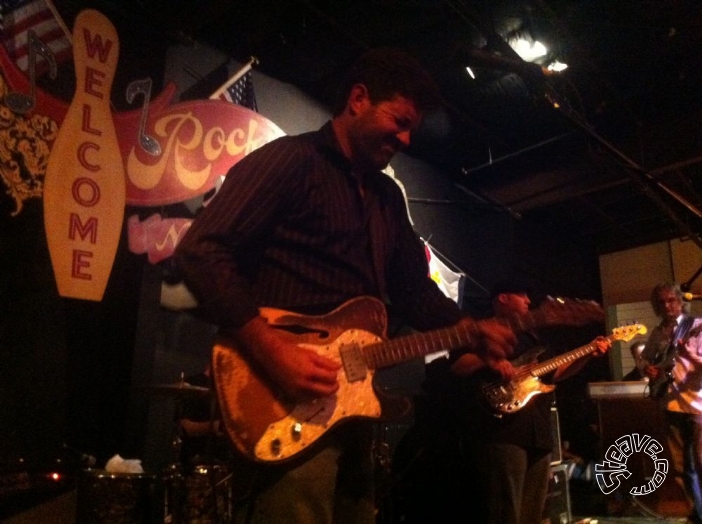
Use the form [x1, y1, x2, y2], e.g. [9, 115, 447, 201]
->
[5, 29, 57, 114]
[125, 77, 161, 156]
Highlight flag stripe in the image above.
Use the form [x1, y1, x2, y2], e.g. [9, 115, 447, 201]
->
[1, 0, 71, 72]
[13, 25, 70, 69]
[3, 0, 54, 40]
[12, 22, 68, 58]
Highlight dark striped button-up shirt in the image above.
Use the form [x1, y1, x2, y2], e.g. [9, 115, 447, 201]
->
[174, 122, 462, 332]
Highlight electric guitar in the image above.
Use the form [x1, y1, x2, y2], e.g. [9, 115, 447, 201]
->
[648, 322, 702, 400]
[480, 323, 647, 416]
[212, 295, 603, 463]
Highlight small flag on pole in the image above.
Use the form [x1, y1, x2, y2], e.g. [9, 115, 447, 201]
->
[219, 70, 258, 111]
[0, 0, 71, 74]
[210, 56, 259, 111]
[425, 243, 466, 306]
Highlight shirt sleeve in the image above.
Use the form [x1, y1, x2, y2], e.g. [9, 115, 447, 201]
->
[173, 136, 303, 329]
[682, 318, 702, 366]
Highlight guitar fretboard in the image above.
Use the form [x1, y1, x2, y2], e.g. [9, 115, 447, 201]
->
[365, 322, 477, 369]
[524, 340, 601, 378]
[363, 307, 575, 370]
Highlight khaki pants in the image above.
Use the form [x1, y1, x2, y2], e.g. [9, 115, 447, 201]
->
[233, 422, 375, 524]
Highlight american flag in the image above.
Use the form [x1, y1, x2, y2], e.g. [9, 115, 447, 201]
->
[0, 0, 71, 74]
[219, 70, 258, 112]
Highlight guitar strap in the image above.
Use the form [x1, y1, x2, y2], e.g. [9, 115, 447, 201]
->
[671, 315, 695, 351]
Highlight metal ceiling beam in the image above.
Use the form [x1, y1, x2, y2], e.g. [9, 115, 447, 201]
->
[542, 83, 702, 251]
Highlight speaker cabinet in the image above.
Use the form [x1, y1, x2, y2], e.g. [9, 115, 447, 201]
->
[542, 463, 571, 524]
[594, 396, 688, 516]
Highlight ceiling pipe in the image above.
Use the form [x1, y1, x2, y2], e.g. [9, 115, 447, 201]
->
[453, 44, 552, 82]
[461, 132, 573, 176]
[649, 155, 702, 176]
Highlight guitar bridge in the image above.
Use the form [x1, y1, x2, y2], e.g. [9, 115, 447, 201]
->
[340, 343, 367, 382]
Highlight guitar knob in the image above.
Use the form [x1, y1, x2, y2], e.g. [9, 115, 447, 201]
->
[291, 422, 303, 440]
[271, 438, 282, 456]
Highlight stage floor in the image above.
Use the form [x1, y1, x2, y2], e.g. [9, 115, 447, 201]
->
[573, 519, 687, 524]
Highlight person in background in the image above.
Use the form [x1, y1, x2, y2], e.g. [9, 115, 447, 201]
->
[423, 278, 610, 524]
[641, 282, 702, 524]
[622, 341, 647, 381]
[173, 47, 516, 524]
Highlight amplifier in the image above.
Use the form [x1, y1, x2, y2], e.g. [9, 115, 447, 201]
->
[550, 406, 562, 465]
[542, 463, 571, 524]
[587, 380, 648, 399]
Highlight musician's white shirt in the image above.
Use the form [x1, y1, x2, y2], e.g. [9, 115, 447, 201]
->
[666, 315, 702, 414]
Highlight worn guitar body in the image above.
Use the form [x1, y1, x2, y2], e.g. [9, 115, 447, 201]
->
[213, 296, 387, 463]
[648, 356, 675, 400]
[480, 347, 555, 415]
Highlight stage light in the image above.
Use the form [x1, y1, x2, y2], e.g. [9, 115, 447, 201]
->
[548, 61, 568, 72]
[465, 66, 476, 79]
[510, 38, 547, 61]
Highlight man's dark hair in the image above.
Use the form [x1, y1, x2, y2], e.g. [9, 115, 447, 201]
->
[332, 47, 442, 116]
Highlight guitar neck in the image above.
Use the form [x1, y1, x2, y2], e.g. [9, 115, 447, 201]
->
[364, 309, 555, 370]
[365, 323, 475, 369]
[526, 333, 613, 377]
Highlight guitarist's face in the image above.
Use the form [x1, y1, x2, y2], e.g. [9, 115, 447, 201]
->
[496, 292, 531, 317]
[656, 289, 683, 322]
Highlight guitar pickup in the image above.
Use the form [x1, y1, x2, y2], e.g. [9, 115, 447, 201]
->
[340, 343, 367, 383]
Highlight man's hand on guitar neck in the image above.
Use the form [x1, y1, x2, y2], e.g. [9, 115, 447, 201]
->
[463, 317, 518, 380]
[234, 316, 341, 400]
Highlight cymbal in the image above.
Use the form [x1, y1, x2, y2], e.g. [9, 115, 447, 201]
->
[138, 382, 211, 397]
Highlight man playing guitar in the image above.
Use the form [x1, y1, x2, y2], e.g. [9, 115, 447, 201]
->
[421, 278, 610, 524]
[173, 48, 518, 524]
[641, 282, 702, 524]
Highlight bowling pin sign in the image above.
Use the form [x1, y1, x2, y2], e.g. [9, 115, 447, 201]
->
[44, 9, 125, 301]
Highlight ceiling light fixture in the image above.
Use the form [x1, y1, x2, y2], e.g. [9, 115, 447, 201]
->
[510, 38, 547, 62]
[547, 61, 568, 72]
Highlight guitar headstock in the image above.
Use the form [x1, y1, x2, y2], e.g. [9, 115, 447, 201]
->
[527, 296, 605, 329]
[611, 323, 647, 342]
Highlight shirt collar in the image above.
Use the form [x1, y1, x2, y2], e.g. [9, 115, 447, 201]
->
[315, 121, 385, 189]
[316, 121, 351, 167]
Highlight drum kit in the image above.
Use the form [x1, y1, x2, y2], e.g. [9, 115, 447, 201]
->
[76, 378, 235, 524]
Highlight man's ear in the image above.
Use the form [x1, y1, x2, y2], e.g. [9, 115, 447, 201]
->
[348, 83, 370, 115]
[495, 293, 508, 306]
